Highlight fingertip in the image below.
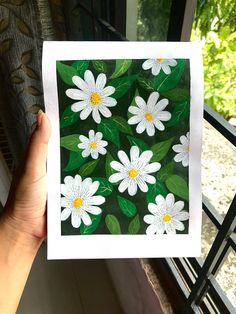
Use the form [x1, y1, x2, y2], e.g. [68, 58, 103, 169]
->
[36, 110, 51, 144]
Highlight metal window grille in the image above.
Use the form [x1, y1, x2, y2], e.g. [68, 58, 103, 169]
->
[62, 1, 236, 312]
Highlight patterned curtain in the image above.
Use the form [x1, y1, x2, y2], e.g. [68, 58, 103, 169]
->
[0, 0, 66, 167]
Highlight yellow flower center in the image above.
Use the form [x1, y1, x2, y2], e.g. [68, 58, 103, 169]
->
[156, 58, 164, 63]
[163, 214, 172, 223]
[145, 112, 153, 121]
[73, 197, 83, 208]
[90, 92, 101, 106]
[89, 141, 97, 149]
[128, 168, 138, 178]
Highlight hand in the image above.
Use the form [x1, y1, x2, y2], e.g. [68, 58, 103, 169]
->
[2, 111, 51, 242]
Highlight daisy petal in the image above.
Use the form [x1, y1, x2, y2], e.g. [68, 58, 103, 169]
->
[139, 150, 153, 164]
[99, 106, 112, 118]
[165, 223, 176, 234]
[118, 178, 129, 193]
[110, 161, 126, 172]
[135, 96, 146, 109]
[128, 115, 143, 125]
[71, 101, 87, 112]
[154, 120, 165, 131]
[173, 144, 184, 153]
[101, 86, 115, 97]
[171, 220, 185, 231]
[92, 108, 101, 123]
[155, 99, 169, 111]
[66, 89, 88, 100]
[142, 59, 154, 69]
[96, 73, 107, 90]
[118, 151, 131, 167]
[86, 206, 102, 215]
[130, 146, 140, 162]
[161, 64, 171, 75]
[84, 70, 96, 88]
[147, 92, 159, 110]
[61, 208, 71, 220]
[128, 106, 140, 115]
[80, 210, 92, 226]
[166, 193, 175, 208]
[136, 120, 147, 134]
[146, 224, 158, 235]
[137, 177, 148, 192]
[109, 172, 126, 183]
[143, 162, 161, 173]
[103, 97, 117, 107]
[156, 111, 171, 121]
[128, 181, 138, 195]
[71, 211, 81, 228]
[143, 214, 155, 224]
[143, 174, 156, 184]
[72, 76, 90, 93]
[174, 211, 189, 221]
[146, 123, 155, 136]
[88, 195, 105, 205]
[80, 106, 92, 120]
[152, 63, 161, 76]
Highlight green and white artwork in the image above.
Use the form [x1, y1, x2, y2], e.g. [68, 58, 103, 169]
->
[43, 42, 203, 259]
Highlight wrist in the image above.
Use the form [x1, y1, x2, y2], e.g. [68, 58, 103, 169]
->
[0, 212, 43, 253]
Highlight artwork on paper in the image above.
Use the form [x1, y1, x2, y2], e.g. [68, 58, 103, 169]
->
[57, 57, 191, 236]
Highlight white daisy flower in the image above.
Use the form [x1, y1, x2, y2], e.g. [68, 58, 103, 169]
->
[128, 92, 171, 136]
[61, 175, 105, 228]
[172, 132, 190, 167]
[108, 146, 161, 196]
[142, 58, 177, 76]
[144, 193, 189, 235]
[78, 130, 108, 159]
[66, 70, 117, 124]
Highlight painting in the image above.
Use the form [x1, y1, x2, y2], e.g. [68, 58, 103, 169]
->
[43, 42, 203, 259]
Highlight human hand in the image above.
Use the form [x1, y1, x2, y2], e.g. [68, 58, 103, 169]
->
[2, 111, 51, 242]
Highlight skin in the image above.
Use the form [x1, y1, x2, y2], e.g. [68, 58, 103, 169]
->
[0, 111, 51, 314]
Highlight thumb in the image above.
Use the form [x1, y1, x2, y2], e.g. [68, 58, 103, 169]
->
[24, 110, 51, 177]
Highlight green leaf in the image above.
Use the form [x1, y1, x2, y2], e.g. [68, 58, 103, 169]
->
[157, 161, 175, 182]
[127, 135, 149, 152]
[105, 214, 121, 234]
[92, 60, 107, 73]
[109, 75, 137, 99]
[56, 61, 78, 86]
[117, 196, 137, 217]
[111, 115, 133, 135]
[154, 59, 186, 92]
[165, 175, 189, 201]
[98, 119, 120, 148]
[72, 60, 89, 77]
[146, 179, 168, 203]
[64, 151, 87, 172]
[128, 214, 140, 234]
[79, 159, 99, 177]
[60, 134, 81, 152]
[60, 106, 80, 128]
[110, 59, 132, 79]
[93, 177, 113, 196]
[105, 152, 115, 178]
[166, 101, 190, 127]
[80, 214, 102, 235]
[138, 76, 154, 91]
[161, 88, 190, 102]
[150, 137, 175, 162]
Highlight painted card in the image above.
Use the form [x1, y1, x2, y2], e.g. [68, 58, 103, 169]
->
[43, 42, 203, 259]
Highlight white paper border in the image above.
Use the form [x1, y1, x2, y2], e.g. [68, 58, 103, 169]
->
[42, 41, 204, 259]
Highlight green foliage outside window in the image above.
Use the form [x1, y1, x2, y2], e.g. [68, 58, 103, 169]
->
[192, 0, 236, 119]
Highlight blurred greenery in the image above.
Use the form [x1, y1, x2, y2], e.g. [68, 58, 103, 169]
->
[192, 0, 236, 119]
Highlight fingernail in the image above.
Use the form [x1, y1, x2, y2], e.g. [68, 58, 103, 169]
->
[37, 109, 44, 127]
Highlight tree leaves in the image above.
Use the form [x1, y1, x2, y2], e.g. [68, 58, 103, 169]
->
[79, 159, 99, 176]
[157, 161, 175, 182]
[146, 179, 168, 203]
[72, 60, 89, 77]
[60, 106, 80, 128]
[21, 50, 33, 65]
[0, 39, 13, 55]
[98, 119, 120, 148]
[127, 135, 149, 152]
[80, 214, 102, 235]
[93, 177, 113, 196]
[110, 59, 132, 79]
[109, 75, 137, 99]
[128, 214, 140, 234]
[60, 134, 81, 152]
[166, 101, 190, 127]
[0, 18, 9, 33]
[16, 18, 32, 37]
[56, 61, 78, 86]
[111, 115, 133, 135]
[138, 76, 154, 91]
[165, 175, 189, 200]
[92, 60, 107, 73]
[151, 137, 174, 162]
[154, 60, 186, 92]
[105, 152, 115, 178]
[105, 215, 121, 234]
[117, 196, 137, 217]
[64, 151, 87, 172]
